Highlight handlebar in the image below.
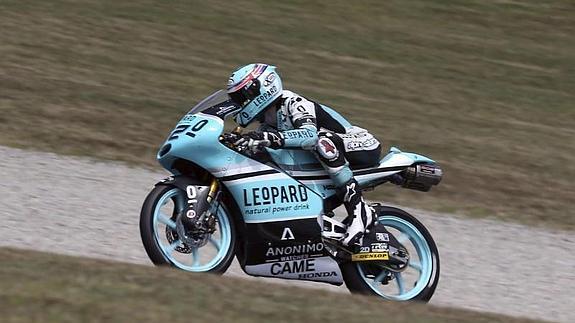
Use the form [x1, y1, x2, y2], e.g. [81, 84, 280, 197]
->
[220, 132, 241, 143]
[219, 132, 270, 153]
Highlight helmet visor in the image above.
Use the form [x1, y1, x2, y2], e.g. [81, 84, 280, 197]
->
[228, 79, 261, 107]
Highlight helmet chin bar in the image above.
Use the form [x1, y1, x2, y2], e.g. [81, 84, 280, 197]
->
[233, 101, 275, 127]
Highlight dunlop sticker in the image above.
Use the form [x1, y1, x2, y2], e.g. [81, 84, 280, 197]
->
[351, 252, 389, 262]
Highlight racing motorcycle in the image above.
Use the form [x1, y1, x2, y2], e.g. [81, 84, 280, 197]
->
[140, 90, 443, 302]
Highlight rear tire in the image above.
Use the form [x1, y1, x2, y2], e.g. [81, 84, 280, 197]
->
[341, 206, 440, 302]
[139, 184, 236, 274]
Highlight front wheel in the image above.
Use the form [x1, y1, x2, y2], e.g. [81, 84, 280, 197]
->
[341, 206, 440, 302]
[139, 184, 236, 274]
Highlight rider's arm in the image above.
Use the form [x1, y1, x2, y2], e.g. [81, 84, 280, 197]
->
[281, 96, 318, 150]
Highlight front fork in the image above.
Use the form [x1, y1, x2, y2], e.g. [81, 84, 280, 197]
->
[206, 178, 220, 204]
[176, 178, 221, 248]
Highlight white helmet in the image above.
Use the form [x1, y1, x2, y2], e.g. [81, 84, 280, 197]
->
[227, 63, 283, 127]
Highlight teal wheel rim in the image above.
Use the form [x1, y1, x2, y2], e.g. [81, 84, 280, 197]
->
[152, 188, 232, 272]
[356, 215, 433, 301]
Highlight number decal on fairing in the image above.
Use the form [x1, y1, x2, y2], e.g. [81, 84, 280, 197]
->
[360, 246, 370, 253]
[192, 120, 208, 131]
[186, 186, 198, 218]
[186, 185, 197, 202]
[186, 120, 208, 138]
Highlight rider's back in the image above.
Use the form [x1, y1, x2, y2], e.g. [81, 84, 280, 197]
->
[278, 90, 353, 134]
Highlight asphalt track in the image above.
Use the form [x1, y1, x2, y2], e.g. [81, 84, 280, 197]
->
[1, 146, 573, 322]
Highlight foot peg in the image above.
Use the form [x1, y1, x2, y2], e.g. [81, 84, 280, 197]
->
[320, 215, 346, 241]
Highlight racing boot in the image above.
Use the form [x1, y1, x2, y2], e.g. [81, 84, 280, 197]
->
[340, 179, 375, 247]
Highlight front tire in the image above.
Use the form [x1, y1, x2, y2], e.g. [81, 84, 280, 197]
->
[341, 206, 440, 302]
[140, 184, 236, 274]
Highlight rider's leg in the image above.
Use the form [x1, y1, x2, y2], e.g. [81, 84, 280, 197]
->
[315, 132, 375, 247]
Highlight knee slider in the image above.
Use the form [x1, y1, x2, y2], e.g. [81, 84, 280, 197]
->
[317, 136, 340, 162]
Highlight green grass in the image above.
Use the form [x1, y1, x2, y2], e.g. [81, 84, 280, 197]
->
[0, 247, 545, 323]
[0, 0, 574, 229]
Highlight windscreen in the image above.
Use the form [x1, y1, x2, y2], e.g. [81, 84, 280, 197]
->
[187, 90, 231, 115]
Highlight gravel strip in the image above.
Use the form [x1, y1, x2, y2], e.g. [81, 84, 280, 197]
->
[0, 146, 573, 322]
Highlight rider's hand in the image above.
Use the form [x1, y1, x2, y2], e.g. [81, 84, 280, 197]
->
[260, 130, 285, 149]
[235, 130, 284, 151]
[221, 132, 241, 144]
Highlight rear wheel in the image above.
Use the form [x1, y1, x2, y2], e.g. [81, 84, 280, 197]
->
[341, 206, 440, 302]
[139, 184, 236, 274]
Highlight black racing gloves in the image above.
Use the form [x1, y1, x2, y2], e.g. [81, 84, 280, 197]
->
[235, 130, 285, 151]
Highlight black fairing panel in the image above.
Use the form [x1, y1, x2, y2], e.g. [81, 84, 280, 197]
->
[242, 218, 326, 266]
[155, 175, 206, 190]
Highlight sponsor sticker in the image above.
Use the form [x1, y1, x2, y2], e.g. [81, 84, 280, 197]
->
[298, 271, 338, 279]
[265, 242, 324, 258]
[253, 85, 278, 106]
[216, 105, 239, 116]
[376, 233, 390, 242]
[363, 138, 378, 147]
[280, 227, 295, 240]
[346, 141, 363, 151]
[371, 243, 388, 252]
[263, 72, 276, 86]
[181, 114, 197, 123]
[351, 252, 389, 262]
[271, 258, 315, 275]
[243, 184, 308, 206]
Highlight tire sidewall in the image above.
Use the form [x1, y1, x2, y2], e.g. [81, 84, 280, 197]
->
[341, 207, 440, 302]
[139, 184, 236, 274]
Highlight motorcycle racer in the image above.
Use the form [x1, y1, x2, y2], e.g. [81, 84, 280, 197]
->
[227, 63, 382, 249]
